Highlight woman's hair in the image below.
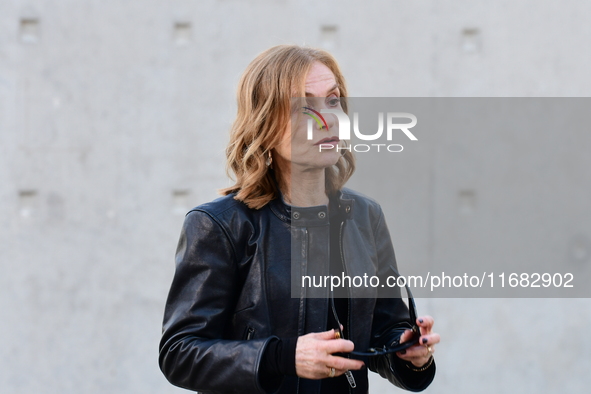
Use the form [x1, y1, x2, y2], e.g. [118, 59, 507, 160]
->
[220, 45, 356, 209]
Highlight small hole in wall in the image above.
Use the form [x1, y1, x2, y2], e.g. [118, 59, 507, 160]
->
[172, 189, 191, 214]
[458, 189, 476, 214]
[20, 18, 40, 43]
[19, 190, 38, 217]
[461, 28, 481, 53]
[174, 22, 191, 45]
[320, 25, 339, 49]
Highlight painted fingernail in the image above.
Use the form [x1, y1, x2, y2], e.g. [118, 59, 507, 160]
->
[400, 349, 406, 355]
[419, 319, 424, 323]
[422, 338, 428, 344]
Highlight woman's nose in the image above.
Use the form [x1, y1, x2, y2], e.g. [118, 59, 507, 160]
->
[321, 111, 337, 131]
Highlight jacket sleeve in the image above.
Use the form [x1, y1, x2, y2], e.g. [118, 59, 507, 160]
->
[367, 207, 436, 392]
[158, 210, 280, 394]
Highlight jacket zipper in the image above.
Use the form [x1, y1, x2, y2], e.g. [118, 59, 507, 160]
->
[296, 228, 309, 394]
[245, 327, 255, 340]
[339, 220, 356, 392]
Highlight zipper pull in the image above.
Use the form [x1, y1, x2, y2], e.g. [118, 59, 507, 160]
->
[345, 370, 356, 388]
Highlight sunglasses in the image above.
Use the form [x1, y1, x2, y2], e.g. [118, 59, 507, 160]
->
[330, 281, 421, 358]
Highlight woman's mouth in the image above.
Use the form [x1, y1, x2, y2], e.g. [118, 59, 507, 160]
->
[314, 136, 340, 146]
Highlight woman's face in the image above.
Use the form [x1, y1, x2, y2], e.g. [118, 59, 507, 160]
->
[273, 62, 343, 172]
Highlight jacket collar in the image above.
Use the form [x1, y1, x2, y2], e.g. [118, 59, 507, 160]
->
[269, 189, 354, 225]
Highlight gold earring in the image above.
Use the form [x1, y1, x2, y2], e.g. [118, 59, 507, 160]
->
[266, 152, 273, 167]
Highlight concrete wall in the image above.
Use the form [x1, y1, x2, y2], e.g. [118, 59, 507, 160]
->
[1, 1, 589, 393]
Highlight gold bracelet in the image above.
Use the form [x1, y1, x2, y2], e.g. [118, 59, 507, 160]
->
[405, 355, 434, 372]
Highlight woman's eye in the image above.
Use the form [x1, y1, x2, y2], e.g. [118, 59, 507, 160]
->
[327, 97, 341, 107]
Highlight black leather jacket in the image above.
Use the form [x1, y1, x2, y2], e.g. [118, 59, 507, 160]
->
[159, 189, 435, 394]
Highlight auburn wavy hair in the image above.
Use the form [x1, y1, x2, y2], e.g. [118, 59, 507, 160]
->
[220, 45, 356, 209]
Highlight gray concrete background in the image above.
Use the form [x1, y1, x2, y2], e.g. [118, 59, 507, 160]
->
[1, 1, 590, 393]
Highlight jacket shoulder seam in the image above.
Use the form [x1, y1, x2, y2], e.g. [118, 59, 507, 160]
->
[187, 208, 239, 263]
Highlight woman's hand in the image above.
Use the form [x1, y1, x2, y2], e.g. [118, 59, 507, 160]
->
[295, 329, 365, 379]
[396, 315, 440, 367]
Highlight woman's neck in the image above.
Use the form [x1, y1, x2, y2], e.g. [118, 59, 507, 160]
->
[278, 167, 329, 207]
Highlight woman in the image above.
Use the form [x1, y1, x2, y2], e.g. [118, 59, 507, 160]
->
[159, 45, 439, 394]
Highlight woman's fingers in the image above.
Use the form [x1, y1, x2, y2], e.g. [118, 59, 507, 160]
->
[397, 342, 435, 367]
[399, 329, 414, 344]
[311, 329, 338, 340]
[295, 330, 364, 380]
[399, 341, 436, 358]
[323, 339, 364, 370]
[398, 332, 441, 358]
[400, 315, 437, 345]
[323, 337, 354, 353]
[326, 352, 364, 370]
[396, 335, 439, 367]
[419, 332, 440, 347]
[415, 316, 439, 349]
[396, 317, 440, 368]
[416, 315, 434, 334]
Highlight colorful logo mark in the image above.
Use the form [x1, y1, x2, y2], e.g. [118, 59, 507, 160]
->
[302, 107, 329, 130]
